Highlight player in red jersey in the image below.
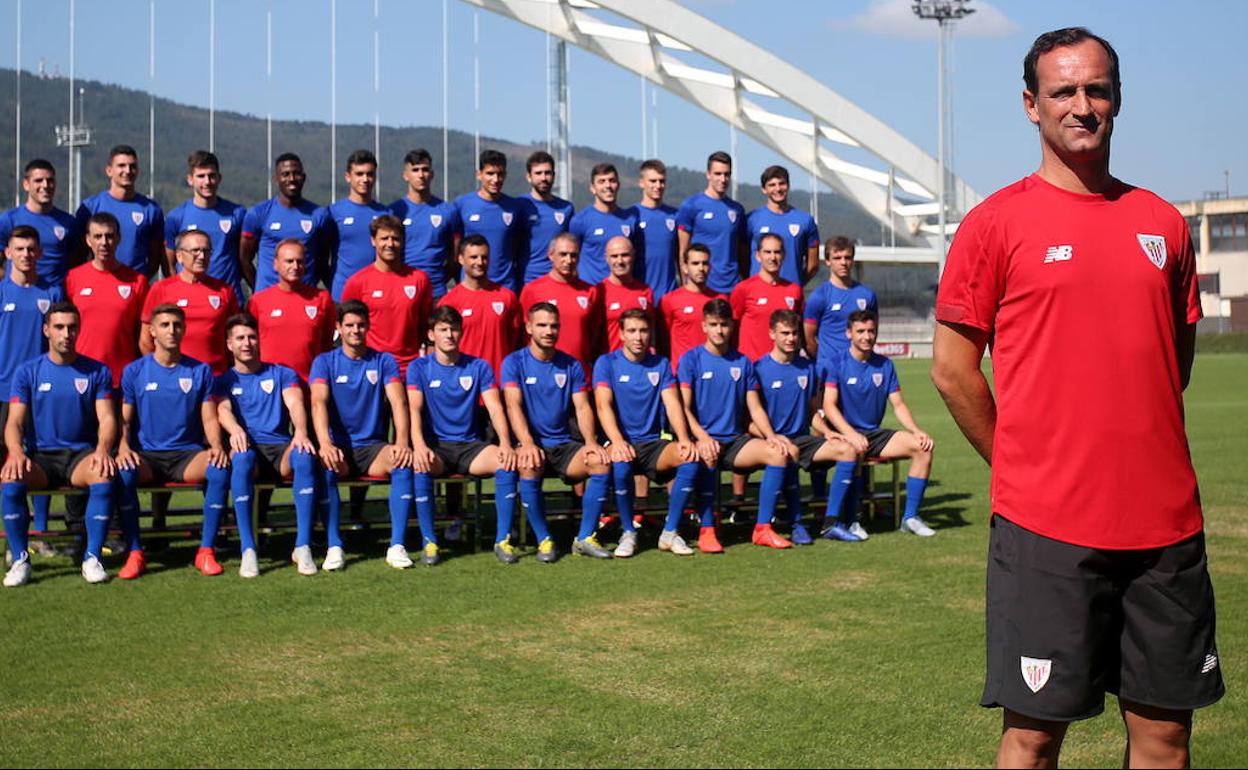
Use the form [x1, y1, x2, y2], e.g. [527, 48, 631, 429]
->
[340, 214, 432, 377]
[730, 233, 803, 361]
[518, 232, 602, 373]
[599, 236, 654, 354]
[247, 239, 335, 382]
[931, 29, 1222, 768]
[658, 243, 726, 371]
[65, 213, 149, 388]
[437, 233, 521, 379]
[139, 229, 237, 374]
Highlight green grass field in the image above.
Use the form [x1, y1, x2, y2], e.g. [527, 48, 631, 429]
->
[2, 355, 1245, 768]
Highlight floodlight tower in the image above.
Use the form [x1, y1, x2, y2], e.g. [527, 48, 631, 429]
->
[912, 0, 974, 276]
[54, 87, 93, 211]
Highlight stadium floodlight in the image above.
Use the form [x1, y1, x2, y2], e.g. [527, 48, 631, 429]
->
[911, 0, 974, 277]
[54, 88, 93, 212]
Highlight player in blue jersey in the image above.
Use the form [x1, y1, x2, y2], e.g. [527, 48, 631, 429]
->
[115, 304, 230, 579]
[328, 149, 391, 301]
[804, 236, 878, 368]
[214, 313, 319, 577]
[309, 300, 414, 571]
[75, 145, 165, 278]
[163, 150, 247, 298]
[518, 150, 574, 284]
[593, 309, 701, 557]
[501, 302, 612, 562]
[821, 310, 935, 538]
[1, 303, 115, 587]
[568, 163, 640, 285]
[454, 150, 527, 292]
[678, 298, 796, 552]
[390, 148, 461, 298]
[241, 153, 333, 291]
[631, 159, 680, 300]
[750, 309, 857, 544]
[746, 165, 820, 286]
[0, 159, 79, 286]
[676, 151, 747, 294]
[408, 306, 523, 565]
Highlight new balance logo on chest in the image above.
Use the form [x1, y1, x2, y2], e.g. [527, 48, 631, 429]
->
[1044, 245, 1074, 264]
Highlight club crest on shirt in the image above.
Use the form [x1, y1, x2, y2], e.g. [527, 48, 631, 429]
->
[53, 226, 66, 240]
[305, 306, 317, 320]
[131, 211, 144, 226]
[176, 299, 189, 308]
[665, 218, 676, 232]
[178, 377, 193, 393]
[300, 219, 313, 234]
[366, 369, 379, 385]
[727, 211, 737, 224]
[788, 223, 801, 237]
[459, 376, 473, 391]
[430, 214, 443, 228]
[1137, 234, 1167, 269]
[491, 302, 505, 315]
[857, 298, 868, 310]
[621, 225, 631, 237]
[74, 378, 89, 394]
[577, 296, 589, 310]
[647, 371, 660, 386]
[784, 297, 796, 309]
[797, 375, 808, 389]
[638, 297, 648, 309]
[218, 219, 232, 234]
[554, 212, 566, 225]
[37, 299, 51, 314]
[404, 285, 417, 300]
[117, 286, 132, 299]
[554, 373, 567, 388]
[1020, 657, 1052, 694]
[502, 212, 513, 226]
[260, 379, 275, 394]
[872, 373, 884, 387]
[730, 367, 742, 382]
[208, 296, 221, 310]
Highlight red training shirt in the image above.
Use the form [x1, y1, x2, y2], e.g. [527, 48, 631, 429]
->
[247, 283, 336, 382]
[438, 280, 521, 380]
[659, 285, 727, 371]
[599, 277, 655, 353]
[340, 263, 432, 377]
[66, 261, 149, 387]
[730, 274, 803, 361]
[141, 274, 238, 374]
[519, 273, 602, 373]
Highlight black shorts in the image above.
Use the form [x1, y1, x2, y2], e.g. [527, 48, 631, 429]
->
[141, 449, 201, 483]
[542, 441, 584, 482]
[714, 434, 754, 471]
[345, 443, 387, 478]
[981, 515, 1225, 721]
[253, 442, 290, 482]
[790, 434, 832, 470]
[629, 439, 678, 483]
[29, 448, 94, 487]
[430, 440, 490, 475]
[863, 428, 896, 458]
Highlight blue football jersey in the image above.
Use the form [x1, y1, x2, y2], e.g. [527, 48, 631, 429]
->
[822, 350, 899, 433]
[164, 198, 247, 297]
[389, 196, 461, 298]
[519, 194, 574, 284]
[0, 206, 79, 286]
[804, 282, 879, 366]
[454, 193, 527, 292]
[567, 206, 639, 285]
[76, 191, 165, 276]
[214, 363, 300, 445]
[592, 350, 674, 444]
[0, 277, 64, 398]
[309, 347, 401, 448]
[10, 354, 112, 451]
[242, 197, 333, 291]
[752, 353, 819, 437]
[328, 198, 390, 301]
[675, 192, 746, 295]
[746, 207, 820, 285]
[406, 353, 495, 443]
[121, 354, 215, 451]
[677, 345, 752, 441]
[632, 204, 679, 300]
[500, 348, 585, 447]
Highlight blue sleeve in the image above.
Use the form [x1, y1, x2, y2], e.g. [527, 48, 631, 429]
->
[381, 354, 401, 384]
[500, 354, 518, 387]
[149, 204, 165, 245]
[163, 207, 180, 250]
[11, 363, 31, 404]
[95, 365, 114, 400]
[447, 203, 463, 235]
[0, 211, 13, 245]
[867, 288, 879, 313]
[49, 284, 65, 303]
[405, 358, 422, 389]
[747, 360, 762, 391]
[570, 359, 587, 392]
[477, 359, 496, 390]
[197, 365, 215, 403]
[568, 210, 585, 239]
[121, 363, 138, 405]
[591, 355, 608, 388]
[211, 373, 229, 399]
[677, 350, 694, 386]
[808, 217, 820, 250]
[242, 203, 262, 236]
[675, 198, 695, 231]
[74, 201, 91, 231]
[886, 360, 900, 394]
[804, 283, 825, 322]
[309, 354, 329, 384]
[659, 362, 675, 390]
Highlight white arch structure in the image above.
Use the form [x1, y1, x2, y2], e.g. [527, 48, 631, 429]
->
[461, 0, 980, 252]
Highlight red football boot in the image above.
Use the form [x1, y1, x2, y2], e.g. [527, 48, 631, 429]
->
[118, 550, 146, 580]
[194, 547, 224, 576]
[752, 523, 794, 549]
[697, 526, 724, 554]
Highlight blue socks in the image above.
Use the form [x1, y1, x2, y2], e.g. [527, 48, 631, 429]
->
[664, 462, 699, 533]
[229, 449, 258, 554]
[2, 482, 30, 561]
[825, 461, 856, 525]
[519, 477, 551, 543]
[31, 494, 50, 532]
[84, 483, 113, 561]
[201, 464, 230, 550]
[757, 465, 786, 526]
[410, 470, 433, 547]
[696, 466, 717, 528]
[904, 476, 929, 520]
[319, 466, 343, 549]
[290, 450, 317, 548]
[494, 469, 518, 544]
[783, 464, 804, 525]
[611, 462, 636, 533]
[579, 473, 609, 540]
[116, 470, 143, 552]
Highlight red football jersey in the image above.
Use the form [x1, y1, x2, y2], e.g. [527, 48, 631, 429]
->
[66, 262, 149, 387]
[599, 277, 655, 353]
[659, 285, 727, 371]
[518, 274, 602, 372]
[438, 281, 521, 379]
[141, 275, 237, 374]
[730, 274, 803, 361]
[340, 263, 432, 377]
[247, 283, 336, 381]
[937, 174, 1203, 549]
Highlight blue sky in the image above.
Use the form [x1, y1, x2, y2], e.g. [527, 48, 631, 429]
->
[4, 0, 1245, 203]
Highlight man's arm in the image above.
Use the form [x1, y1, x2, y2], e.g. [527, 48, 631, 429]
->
[820, 386, 868, 454]
[150, 237, 170, 278]
[571, 391, 606, 464]
[593, 386, 633, 463]
[805, 243, 820, 286]
[216, 398, 250, 455]
[680, 384, 719, 467]
[660, 387, 697, 463]
[384, 381, 413, 468]
[200, 400, 229, 467]
[677, 229, 690, 266]
[116, 402, 142, 469]
[803, 320, 820, 363]
[745, 390, 794, 458]
[930, 321, 994, 464]
[480, 388, 516, 472]
[0, 403, 30, 481]
[888, 392, 934, 452]
[503, 387, 543, 470]
[310, 382, 344, 470]
[90, 398, 119, 479]
[406, 387, 435, 473]
[281, 385, 317, 454]
[239, 234, 258, 290]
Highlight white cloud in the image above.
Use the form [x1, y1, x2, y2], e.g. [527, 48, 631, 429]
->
[843, 0, 1020, 40]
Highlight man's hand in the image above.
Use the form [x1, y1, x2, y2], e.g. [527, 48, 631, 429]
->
[696, 437, 721, 468]
[411, 442, 436, 473]
[912, 431, 934, 452]
[88, 449, 117, 480]
[675, 440, 697, 463]
[320, 443, 346, 472]
[516, 442, 544, 471]
[206, 445, 230, 469]
[290, 431, 316, 456]
[228, 428, 250, 455]
[495, 444, 517, 472]
[116, 444, 143, 471]
[846, 431, 869, 454]
[0, 450, 29, 482]
[608, 441, 635, 464]
[388, 444, 414, 470]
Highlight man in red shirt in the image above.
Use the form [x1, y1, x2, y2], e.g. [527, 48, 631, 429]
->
[65, 213, 149, 389]
[658, 243, 725, 371]
[247, 239, 335, 382]
[437, 233, 521, 380]
[518, 232, 601, 373]
[932, 28, 1222, 768]
[730, 233, 803, 361]
[599, 236, 654, 354]
[140, 229, 237, 374]
[341, 215, 432, 377]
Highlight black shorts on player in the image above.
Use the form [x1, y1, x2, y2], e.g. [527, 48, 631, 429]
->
[27, 448, 95, 488]
[344, 443, 387, 478]
[139, 449, 201, 483]
[861, 428, 896, 459]
[429, 439, 492, 475]
[787, 434, 836, 470]
[542, 441, 585, 482]
[713, 435, 753, 471]
[252, 442, 291, 481]
[628, 439, 681, 483]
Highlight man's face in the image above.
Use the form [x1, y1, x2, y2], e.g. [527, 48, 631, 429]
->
[404, 162, 433, 195]
[639, 168, 666, 204]
[5, 236, 40, 274]
[756, 237, 784, 275]
[187, 165, 221, 200]
[23, 169, 56, 207]
[527, 162, 554, 196]
[770, 322, 800, 355]
[706, 161, 731, 195]
[847, 320, 877, 353]
[371, 227, 404, 266]
[549, 237, 580, 279]
[227, 324, 260, 365]
[703, 315, 733, 347]
[44, 312, 79, 356]
[338, 313, 369, 348]
[177, 233, 212, 275]
[151, 312, 186, 351]
[762, 175, 789, 206]
[683, 250, 710, 287]
[477, 164, 506, 196]
[86, 222, 119, 263]
[526, 310, 560, 351]
[590, 172, 619, 206]
[458, 244, 490, 280]
[620, 318, 650, 357]
[346, 162, 377, 199]
[275, 160, 306, 199]
[1024, 38, 1118, 165]
[274, 244, 307, 284]
[605, 237, 634, 279]
[826, 249, 855, 281]
[107, 154, 139, 191]
[428, 321, 462, 355]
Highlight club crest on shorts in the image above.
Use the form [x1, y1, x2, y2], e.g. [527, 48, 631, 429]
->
[430, 214, 442, 228]
[208, 296, 221, 310]
[665, 218, 675, 232]
[554, 372, 567, 388]
[502, 212, 513, 226]
[117, 286, 132, 299]
[730, 367, 742, 382]
[366, 369, 379, 385]
[178, 377, 193, 393]
[459, 376, 473, 391]
[554, 212, 566, 225]
[727, 210, 737, 224]
[621, 225, 631, 237]
[37, 299, 51, 314]
[219, 219, 232, 234]
[131, 211, 144, 226]
[74, 378, 89, 394]
[872, 373, 884, 387]
[1020, 656, 1052, 694]
[577, 296, 589, 310]
[404, 285, 417, 300]
[53, 226, 66, 240]
[300, 219, 313, 234]
[260, 379, 275, 394]
[797, 375, 808, 389]
[789, 223, 801, 237]
[491, 302, 505, 315]
[785, 296, 796, 309]
[647, 371, 660, 386]
[857, 298, 868, 310]
[305, 306, 317, 320]
[1137, 234, 1167, 270]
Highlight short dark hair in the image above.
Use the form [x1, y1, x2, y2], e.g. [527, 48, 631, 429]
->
[274, 152, 303, 169]
[683, 242, 711, 261]
[526, 150, 555, 172]
[457, 233, 490, 256]
[706, 151, 732, 170]
[150, 303, 186, 323]
[225, 312, 259, 337]
[703, 298, 733, 322]
[527, 301, 559, 320]
[108, 145, 138, 163]
[7, 224, 39, 243]
[846, 309, 877, 329]
[825, 235, 856, 257]
[760, 165, 789, 187]
[86, 212, 120, 235]
[403, 148, 433, 167]
[175, 228, 213, 251]
[1023, 27, 1121, 105]
[187, 150, 219, 173]
[428, 305, 463, 330]
[23, 159, 55, 178]
[590, 162, 618, 180]
[757, 232, 785, 252]
[619, 308, 650, 328]
[479, 149, 507, 171]
[369, 214, 405, 238]
[347, 149, 377, 170]
[338, 299, 370, 324]
[639, 159, 666, 175]
[769, 309, 801, 330]
[43, 301, 79, 324]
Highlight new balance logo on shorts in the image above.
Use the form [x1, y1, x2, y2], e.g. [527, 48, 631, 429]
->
[1044, 245, 1073, 264]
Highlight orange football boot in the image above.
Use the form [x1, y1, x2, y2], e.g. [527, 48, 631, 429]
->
[118, 550, 146, 580]
[752, 524, 794, 549]
[697, 526, 724, 554]
[194, 547, 224, 576]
